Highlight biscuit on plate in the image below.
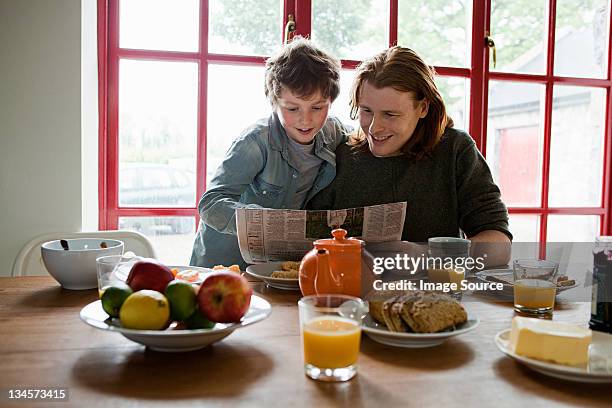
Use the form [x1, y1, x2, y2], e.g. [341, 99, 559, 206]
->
[270, 269, 298, 279]
[281, 261, 301, 271]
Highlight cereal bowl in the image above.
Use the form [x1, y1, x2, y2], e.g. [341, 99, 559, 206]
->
[41, 238, 124, 290]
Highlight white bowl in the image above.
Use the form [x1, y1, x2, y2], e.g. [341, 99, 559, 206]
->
[41, 238, 124, 290]
[80, 295, 272, 352]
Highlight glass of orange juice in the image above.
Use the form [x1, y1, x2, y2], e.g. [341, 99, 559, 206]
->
[513, 259, 558, 317]
[298, 294, 367, 382]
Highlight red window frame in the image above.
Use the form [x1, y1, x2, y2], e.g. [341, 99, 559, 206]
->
[98, 0, 612, 245]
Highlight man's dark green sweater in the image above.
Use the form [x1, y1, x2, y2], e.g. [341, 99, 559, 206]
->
[307, 127, 512, 241]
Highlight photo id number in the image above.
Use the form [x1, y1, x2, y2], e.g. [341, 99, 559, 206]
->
[5, 388, 68, 401]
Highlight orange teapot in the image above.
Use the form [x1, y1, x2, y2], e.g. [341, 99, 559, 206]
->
[299, 229, 373, 297]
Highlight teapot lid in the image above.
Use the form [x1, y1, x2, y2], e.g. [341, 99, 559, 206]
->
[314, 229, 363, 250]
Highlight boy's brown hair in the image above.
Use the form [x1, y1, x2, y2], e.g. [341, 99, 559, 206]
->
[265, 37, 341, 105]
[349, 46, 453, 160]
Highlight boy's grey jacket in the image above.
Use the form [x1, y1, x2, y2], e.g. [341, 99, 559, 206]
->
[190, 113, 348, 268]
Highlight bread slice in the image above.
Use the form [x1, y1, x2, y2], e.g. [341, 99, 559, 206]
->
[366, 290, 467, 333]
[367, 297, 386, 325]
[365, 290, 401, 326]
[382, 295, 408, 332]
[390, 298, 409, 332]
[398, 291, 467, 333]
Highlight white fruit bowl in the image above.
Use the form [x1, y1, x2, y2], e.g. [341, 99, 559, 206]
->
[41, 238, 124, 290]
[79, 295, 272, 352]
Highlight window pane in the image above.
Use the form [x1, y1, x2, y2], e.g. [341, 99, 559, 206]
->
[555, 0, 610, 78]
[548, 86, 605, 207]
[490, 0, 547, 74]
[398, 0, 471, 68]
[207, 64, 270, 187]
[119, 0, 199, 52]
[547, 215, 600, 241]
[509, 214, 540, 242]
[435, 76, 469, 132]
[118, 216, 196, 264]
[208, 0, 281, 56]
[330, 69, 358, 131]
[311, 0, 388, 60]
[486, 81, 545, 207]
[118, 60, 198, 207]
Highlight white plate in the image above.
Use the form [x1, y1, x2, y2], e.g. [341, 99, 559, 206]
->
[495, 329, 612, 383]
[362, 314, 479, 348]
[474, 269, 578, 298]
[114, 264, 214, 284]
[169, 265, 216, 284]
[79, 296, 272, 352]
[245, 262, 300, 291]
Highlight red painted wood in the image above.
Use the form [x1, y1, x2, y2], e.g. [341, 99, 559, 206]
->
[195, 0, 209, 228]
[434, 66, 471, 77]
[207, 54, 268, 65]
[116, 48, 200, 61]
[110, 208, 197, 217]
[490, 72, 611, 87]
[489, 72, 547, 83]
[538, 0, 557, 250]
[603, 7, 612, 236]
[340, 61, 471, 73]
[340, 60, 361, 70]
[508, 208, 605, 215]
[107, 0, 120, 230]
[389, 0, 398, 47]
[551, 76, 611, 87]
[294, 0, 311, 38]
[339, 60, 469, 73]
[469, 0, 487, 151]
[336, 61, 466, 73]
[97, 0, 109, 230]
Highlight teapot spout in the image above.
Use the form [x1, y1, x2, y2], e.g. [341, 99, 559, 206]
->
[314, 249, 341, 294]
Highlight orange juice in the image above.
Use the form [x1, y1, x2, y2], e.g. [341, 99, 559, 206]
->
[302, 316, 361, 368]
[514, 279, 556, 309]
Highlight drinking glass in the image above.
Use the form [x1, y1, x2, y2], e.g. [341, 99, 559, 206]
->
[298, 294, 367, 382]
[428, 237, 471, 300]
[96, 254, 141, 298]
[513, 259, 558, 317]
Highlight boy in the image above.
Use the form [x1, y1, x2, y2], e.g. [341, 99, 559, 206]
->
[190, 38, 347, 268]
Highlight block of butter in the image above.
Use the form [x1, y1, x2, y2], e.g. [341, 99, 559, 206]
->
[509, 316, 592, 366]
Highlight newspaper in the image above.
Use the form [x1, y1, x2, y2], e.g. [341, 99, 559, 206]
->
[236, 202, 407, 264]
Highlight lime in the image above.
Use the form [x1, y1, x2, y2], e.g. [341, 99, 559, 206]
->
[100, 283, 133, 318]
[165, 280, 197, 321]
[184, 308, 215, 329]
[119, 290, 170, 330]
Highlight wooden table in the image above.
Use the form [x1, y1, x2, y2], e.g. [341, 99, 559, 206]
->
[0, 276, 610, 407]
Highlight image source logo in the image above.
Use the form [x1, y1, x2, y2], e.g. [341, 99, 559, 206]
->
[372, 254, 486, 275]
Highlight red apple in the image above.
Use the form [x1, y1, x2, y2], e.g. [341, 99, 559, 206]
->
[126, 259, 174, 293]
[197, 272, 252, 323]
